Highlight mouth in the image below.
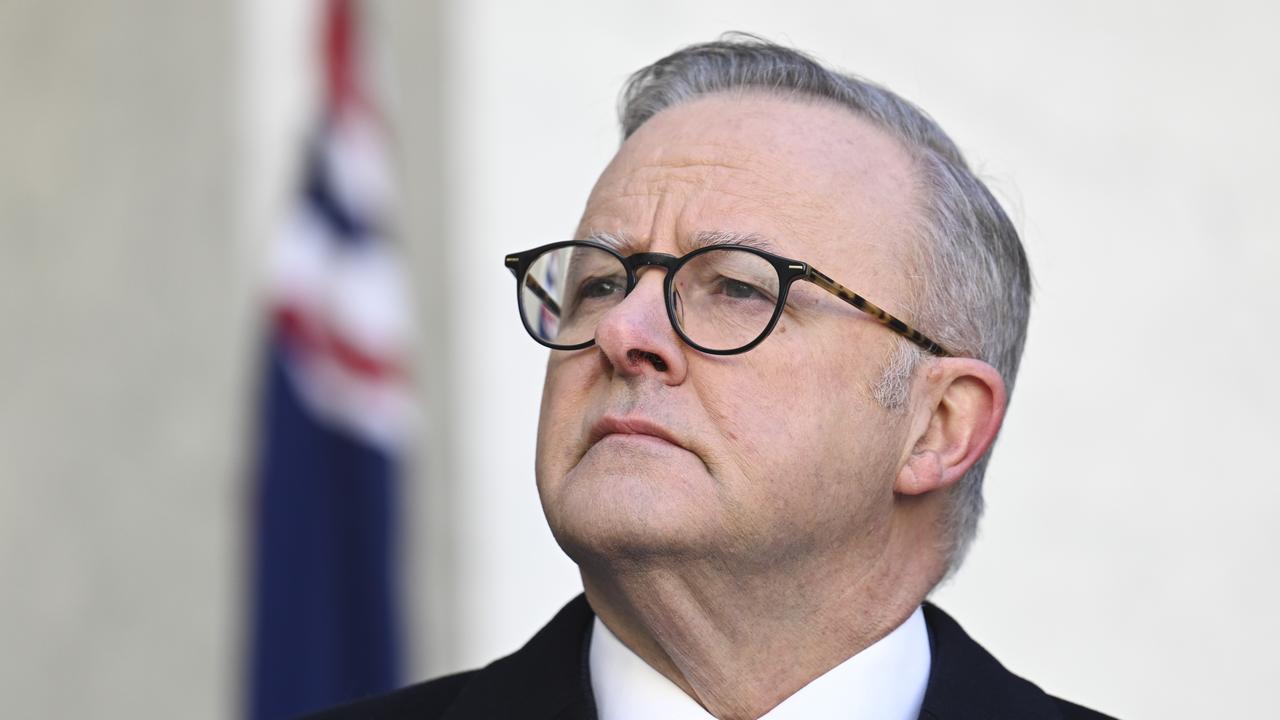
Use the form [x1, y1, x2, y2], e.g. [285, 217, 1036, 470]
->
[587, 415, 687, 451]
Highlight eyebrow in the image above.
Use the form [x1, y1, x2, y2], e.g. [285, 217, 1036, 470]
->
[582, 229, 784, 256]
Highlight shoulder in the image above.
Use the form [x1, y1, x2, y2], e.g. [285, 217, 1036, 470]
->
[301, 671, 476, 719]
[1053, 697, 1118, 720]
[920, 603, 1118, 720]
[300, 594, 596, 720]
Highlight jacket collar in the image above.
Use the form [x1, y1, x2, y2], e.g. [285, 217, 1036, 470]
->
[440, 595, 597, 720]
[441, 596, 1064, 720]
[918, 603, 1063, 719]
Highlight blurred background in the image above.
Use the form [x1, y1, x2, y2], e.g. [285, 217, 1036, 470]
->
[2, 0, 1277, 717]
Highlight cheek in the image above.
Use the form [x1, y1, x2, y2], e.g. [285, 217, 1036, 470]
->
[536, 355, 592, 481]
[697, 346, 837, 479]
[699, 337, 888, 511]
[538, 349, 652, 489]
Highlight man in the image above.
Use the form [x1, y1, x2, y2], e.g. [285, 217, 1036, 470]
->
[311, 36, 1115, 720]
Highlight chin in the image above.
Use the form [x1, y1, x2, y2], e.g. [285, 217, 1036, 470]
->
[539, 451, 725, 567]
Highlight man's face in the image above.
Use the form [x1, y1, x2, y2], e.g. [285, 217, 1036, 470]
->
[535, 93, 924, 572]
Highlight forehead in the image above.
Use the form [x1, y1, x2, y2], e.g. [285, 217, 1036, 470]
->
[579, 92, 921, 284]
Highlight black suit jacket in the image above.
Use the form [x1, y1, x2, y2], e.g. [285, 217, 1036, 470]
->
[305, 595, 1116, 719]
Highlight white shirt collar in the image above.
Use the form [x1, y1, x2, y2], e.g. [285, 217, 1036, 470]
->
[589, 607, 931, 720]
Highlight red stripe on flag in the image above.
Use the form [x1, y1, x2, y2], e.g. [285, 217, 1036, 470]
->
[275, 304, 404, 382]
[324, 0, 359, 111]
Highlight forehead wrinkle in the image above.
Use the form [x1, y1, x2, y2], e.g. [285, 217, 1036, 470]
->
[587, 170, 821, 245]
[658, 164, 835, 243]
[629, 135, 764, 172]
[602, 181, 801, 213]
[584, 111, 916, 272]
[616, 148, 777, 192]
[643, 157, 757, 174]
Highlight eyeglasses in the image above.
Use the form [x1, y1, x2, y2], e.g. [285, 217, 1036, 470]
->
[504, 240, 952, 357]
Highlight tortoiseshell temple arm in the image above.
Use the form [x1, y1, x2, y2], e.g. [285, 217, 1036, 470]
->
[806, 268, 952, 357]
[522, 276, 562, 318]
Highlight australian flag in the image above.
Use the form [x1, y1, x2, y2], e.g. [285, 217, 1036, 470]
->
[247, 1, 412, 718]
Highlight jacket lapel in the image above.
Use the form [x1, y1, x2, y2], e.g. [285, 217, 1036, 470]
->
[437, 595, 1066, 720]
[917, 603, 1063, 719]
[440, 595, 597, 720]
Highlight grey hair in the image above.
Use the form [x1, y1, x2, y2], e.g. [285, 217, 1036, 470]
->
[618, 34, 1032, 577]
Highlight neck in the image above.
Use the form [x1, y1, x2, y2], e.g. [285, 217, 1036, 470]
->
[581, 510, 941, 720]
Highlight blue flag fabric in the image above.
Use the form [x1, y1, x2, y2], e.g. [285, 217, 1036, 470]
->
[248, 342, 402, 719]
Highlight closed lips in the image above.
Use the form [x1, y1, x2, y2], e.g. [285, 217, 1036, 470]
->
[588, 417, 685, 449]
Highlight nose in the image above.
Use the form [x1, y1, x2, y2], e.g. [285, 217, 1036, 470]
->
[594, 270, 688, 383]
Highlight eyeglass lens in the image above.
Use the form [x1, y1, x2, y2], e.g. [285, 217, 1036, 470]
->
[520, 245, 781, 352]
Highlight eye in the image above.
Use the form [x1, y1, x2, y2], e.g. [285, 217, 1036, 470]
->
[714, 277, 770, 301]
[579, 276, 624, 299]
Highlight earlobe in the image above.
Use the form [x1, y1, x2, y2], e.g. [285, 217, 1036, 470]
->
[894, 358, 1007, 496]
[896, 448, 944, 496]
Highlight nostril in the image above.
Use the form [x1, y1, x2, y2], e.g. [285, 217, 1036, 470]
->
[627, 349, 668, 372]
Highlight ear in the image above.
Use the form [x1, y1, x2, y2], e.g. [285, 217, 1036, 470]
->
[895, 358, 1008, 496]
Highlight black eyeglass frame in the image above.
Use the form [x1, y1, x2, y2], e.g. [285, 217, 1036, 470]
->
[504, 240, 952, 357]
